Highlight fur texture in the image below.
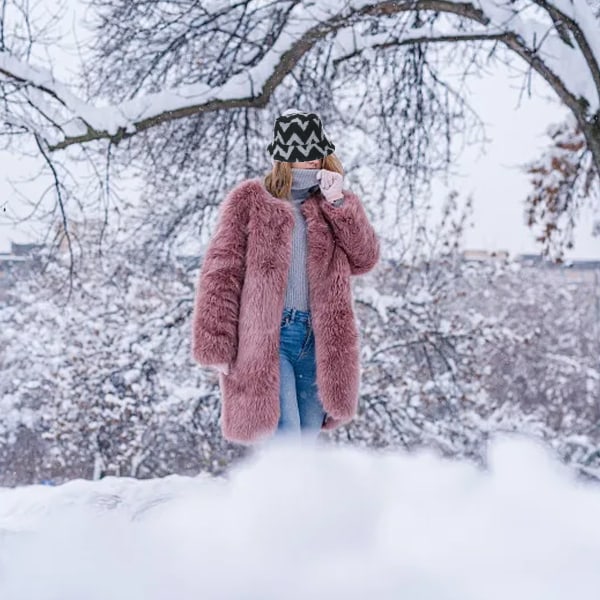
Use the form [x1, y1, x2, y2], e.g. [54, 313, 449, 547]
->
[191, 177, 380, 444]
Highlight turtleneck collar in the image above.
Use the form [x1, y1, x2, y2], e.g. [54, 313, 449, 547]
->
[289, 167, 320, 205]
[291, 167, 320, 190]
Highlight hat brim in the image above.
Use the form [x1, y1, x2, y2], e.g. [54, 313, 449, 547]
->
[267, 141, 336, 162]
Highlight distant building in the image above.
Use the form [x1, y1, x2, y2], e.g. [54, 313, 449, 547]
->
[0, 241, 44, 301]
[458, 249, 600, 283]
[516, 253, 600, 283]
[462, 249, 510, 262]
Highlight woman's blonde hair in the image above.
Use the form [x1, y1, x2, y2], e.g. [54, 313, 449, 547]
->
[263, 153, 344, 199]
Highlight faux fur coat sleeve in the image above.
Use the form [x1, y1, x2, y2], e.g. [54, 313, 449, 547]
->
[319, 188, 380, 275]
[191, 186, 248, 368]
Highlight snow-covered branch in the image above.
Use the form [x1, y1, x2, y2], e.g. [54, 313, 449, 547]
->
[533, 0, 600, 109]
[1, 0, 599, 155]
[524, 115, 599, 259]
[1, 0, 599, 261]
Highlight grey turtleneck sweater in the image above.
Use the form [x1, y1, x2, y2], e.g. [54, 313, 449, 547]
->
[284, 168, 344, 312]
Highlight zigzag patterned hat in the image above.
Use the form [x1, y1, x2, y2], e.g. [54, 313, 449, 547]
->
[267, 108, 336, 162]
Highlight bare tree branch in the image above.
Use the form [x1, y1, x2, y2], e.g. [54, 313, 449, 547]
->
[2, 0, 582, 150]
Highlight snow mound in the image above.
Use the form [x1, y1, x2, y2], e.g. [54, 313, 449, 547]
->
[0, 433, 599, 599]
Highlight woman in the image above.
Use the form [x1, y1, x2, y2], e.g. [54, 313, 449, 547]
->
[191, 109, 380, 445]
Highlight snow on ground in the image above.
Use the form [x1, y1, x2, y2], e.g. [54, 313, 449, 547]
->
[0, 432, 599, 600]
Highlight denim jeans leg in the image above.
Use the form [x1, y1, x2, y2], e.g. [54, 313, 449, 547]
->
[274, 308, 326, 443]
[277, 344, 301, 438]
[296, 329, 326, 439]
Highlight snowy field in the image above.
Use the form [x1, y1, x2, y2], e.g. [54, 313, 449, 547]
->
[0, 433, 599, 600]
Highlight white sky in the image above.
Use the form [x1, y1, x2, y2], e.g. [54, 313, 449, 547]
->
[440, 66, 599, 260]
[0, 5, 598, 259]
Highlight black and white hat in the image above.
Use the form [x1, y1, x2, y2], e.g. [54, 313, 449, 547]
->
[267, 109, 336, 162]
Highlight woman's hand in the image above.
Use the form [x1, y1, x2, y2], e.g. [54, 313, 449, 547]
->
[316, 169, 344, 204]
[211, 363, 230, 375]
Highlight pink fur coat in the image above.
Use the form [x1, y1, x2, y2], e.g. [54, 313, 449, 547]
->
[191, 177, 380, 444]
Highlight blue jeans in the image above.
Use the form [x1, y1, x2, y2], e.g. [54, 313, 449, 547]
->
[275, 307, 326, 441]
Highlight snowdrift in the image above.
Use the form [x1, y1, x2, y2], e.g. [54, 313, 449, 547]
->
[0, 433, 599, 599]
